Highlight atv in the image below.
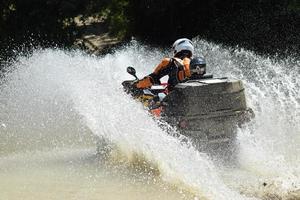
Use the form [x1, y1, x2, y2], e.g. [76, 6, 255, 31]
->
[122, 66, 253, 152]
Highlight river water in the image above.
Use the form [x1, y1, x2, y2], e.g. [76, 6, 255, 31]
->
[0, 40, 299, 200]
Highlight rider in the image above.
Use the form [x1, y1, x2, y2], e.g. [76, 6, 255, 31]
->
[189, 57, 207, 80]
[136, 38, 194, 91]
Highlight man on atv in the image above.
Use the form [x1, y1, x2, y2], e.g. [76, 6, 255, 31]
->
[135, 38, 194, 91]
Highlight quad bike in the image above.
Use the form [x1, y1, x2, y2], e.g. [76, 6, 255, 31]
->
[122, 66, 254, 153]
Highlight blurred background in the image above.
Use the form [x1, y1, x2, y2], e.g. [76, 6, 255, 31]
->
[0, 0, 299, 66]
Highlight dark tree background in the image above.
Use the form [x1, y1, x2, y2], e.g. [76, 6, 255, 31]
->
[128, 0, 300, 56]
[0, 0, 299, 67]
[0, 0, 105, 63]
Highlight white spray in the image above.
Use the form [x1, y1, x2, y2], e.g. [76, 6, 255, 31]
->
[0, 40, 299, 199]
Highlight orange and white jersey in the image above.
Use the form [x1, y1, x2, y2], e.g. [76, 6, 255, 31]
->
[136, 57, 191, 89]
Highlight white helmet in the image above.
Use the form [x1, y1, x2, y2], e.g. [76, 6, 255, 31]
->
[172, 38, 194, 57]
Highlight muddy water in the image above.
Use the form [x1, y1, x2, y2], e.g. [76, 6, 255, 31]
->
[0, 148, 194, 200]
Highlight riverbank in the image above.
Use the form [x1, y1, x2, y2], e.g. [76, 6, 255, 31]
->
[73, 17, 123, 55]
[0, 17, 122, 74]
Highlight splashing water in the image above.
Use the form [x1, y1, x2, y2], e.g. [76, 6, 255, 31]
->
[0, 40, 299, 200]
[195, 39, 300, 198]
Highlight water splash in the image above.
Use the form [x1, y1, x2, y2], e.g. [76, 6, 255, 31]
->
[194, 39, 300, 198]
[0, 39, 299, 199]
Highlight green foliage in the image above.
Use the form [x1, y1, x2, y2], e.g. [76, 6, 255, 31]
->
[0, 0, 89, 43]
[0, 0, 130, 45]
[0, 0, 299, 60]
[288, 0, 300, 11]
[106, 0, 129, 38]
[0, 0, 96, 64]
[126, 0, 300, 56]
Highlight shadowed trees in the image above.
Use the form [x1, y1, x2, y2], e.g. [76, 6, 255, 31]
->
[0, 0, 299, 64]
[128, 0, 299, 56]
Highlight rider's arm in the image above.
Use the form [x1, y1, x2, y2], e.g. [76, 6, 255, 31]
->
[136, 58, 171, 88]
[182, 57, 191, 78]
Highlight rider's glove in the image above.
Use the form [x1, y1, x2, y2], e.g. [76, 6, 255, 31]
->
[136, 77, 153, 89]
